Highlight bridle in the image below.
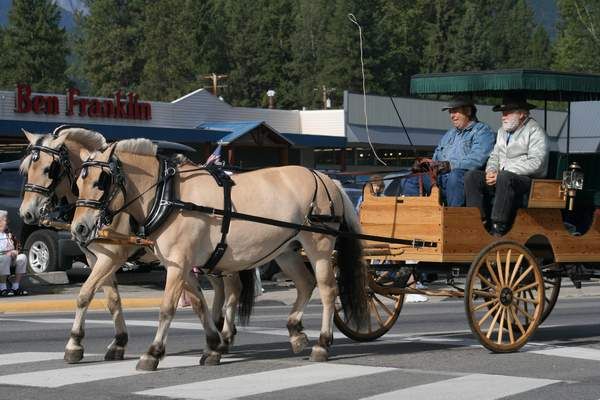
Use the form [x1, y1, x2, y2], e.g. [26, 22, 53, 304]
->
[23, 141, 77, 219]
[75, 150, 127, 228]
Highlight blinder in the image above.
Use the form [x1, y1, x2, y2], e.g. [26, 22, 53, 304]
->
[23, 144, 74, 199]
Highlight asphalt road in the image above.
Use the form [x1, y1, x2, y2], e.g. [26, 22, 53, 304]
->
[1, 290, 600, 400]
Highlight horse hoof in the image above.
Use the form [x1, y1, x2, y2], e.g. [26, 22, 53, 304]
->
[217, 342, 230, 354]
[291, 333, 309, 354]
[309, 345, 329, 362]
[104, 346, 125, 361]
[64, 349, 84, 364]
[200, 351, 221, 366]
[136, 356, 159, 371]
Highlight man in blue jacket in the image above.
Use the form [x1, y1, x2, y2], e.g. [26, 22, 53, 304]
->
[403, 96, 495, 206]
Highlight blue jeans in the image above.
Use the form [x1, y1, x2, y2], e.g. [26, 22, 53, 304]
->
[402, 169, 466, 207]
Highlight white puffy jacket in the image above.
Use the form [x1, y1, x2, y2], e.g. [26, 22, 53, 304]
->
[485, 117, 549, 178]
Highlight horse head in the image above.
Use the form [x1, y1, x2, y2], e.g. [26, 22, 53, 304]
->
[71, 139, 158, 245]
[19, 126, 105, 225]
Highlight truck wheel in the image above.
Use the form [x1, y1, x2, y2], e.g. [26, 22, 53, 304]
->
[23, 230, 59, 274]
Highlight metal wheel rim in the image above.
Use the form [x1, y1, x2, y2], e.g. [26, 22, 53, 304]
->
[28, 240, 50, 274]
[466, 242, 544, 352]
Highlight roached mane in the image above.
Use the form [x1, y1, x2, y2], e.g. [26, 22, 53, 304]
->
[20, 127, 108, 174]
[114, 138, 157, 156]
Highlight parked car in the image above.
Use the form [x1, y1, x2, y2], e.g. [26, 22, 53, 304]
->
[0, 140, 196, 274]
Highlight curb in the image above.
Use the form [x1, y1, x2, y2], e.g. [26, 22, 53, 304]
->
[0, 297, 163, 314]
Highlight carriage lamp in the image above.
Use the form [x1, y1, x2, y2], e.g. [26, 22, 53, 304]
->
[561, 162, 584, 211]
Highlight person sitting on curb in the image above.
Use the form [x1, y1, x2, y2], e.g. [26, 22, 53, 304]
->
[0, 210, 28, 296]
[402, 96, 495, 206]
[465, 94, 549, 236]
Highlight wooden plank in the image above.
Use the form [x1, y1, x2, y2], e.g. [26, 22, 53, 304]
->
[527, 179, 565, 208]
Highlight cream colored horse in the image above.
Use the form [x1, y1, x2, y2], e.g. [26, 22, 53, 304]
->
[18, 128, 253, 362]
[71, 139, 368, 370]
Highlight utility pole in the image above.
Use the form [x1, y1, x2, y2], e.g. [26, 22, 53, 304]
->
[202, 73, 228, 96]
[316, 86, 336, 109]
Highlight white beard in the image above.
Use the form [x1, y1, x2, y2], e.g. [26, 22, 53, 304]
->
[502, 114, 521, 132]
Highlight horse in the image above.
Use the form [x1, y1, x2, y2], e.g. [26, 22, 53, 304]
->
[70, 138, 368, 370]
[18, 127, 254, 361]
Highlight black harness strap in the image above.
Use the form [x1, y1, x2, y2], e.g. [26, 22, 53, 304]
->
[162, 199, 436, 248]
[201, 166, 235, 271]
[137, 157, 177, 237]
[307, 170, 341, 224]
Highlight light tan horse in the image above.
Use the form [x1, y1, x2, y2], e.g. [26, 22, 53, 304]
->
[18, 128, 254, 361]
[71, 139, 368, 370]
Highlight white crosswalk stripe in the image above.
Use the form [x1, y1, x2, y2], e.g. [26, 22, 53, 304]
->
[0, 356, 244, 388]
[134, 363, 395, 400]
[529, 346, 600, 361]
[359, 374, 559, 400]
[0, 352, 96, 366]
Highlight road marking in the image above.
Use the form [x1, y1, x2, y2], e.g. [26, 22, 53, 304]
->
[135, 363, 394, 400]
[529, 346, 600, 361]
[0, 352, 93, 366]
[0, 356, 243, 388]
[359, 373, 559, 400]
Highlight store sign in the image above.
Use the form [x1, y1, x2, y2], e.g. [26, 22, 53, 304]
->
[14, 84, 152, 120]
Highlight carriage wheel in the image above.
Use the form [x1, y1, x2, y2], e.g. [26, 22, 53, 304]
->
[540, 266, 561, 324]
[334, 274, 404, 342]
[465, 241, 544, 353]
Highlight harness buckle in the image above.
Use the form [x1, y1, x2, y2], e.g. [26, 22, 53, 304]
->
[412, 239, 425, 248]
[166, 167, 176, 176]
[159, 199, 172, 207]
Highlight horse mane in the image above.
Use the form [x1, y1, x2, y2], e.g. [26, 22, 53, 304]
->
[20, 127, 108, 174]
[114, 138, 157, 156]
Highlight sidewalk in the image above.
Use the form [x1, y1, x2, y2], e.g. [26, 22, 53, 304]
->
[1, 274, 600, 314]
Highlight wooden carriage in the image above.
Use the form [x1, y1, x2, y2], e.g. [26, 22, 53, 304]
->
[333, 70, 600, 352]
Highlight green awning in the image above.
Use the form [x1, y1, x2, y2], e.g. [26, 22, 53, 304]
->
[410, 69, 600, 102]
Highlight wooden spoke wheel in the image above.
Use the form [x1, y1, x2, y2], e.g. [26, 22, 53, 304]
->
[334, 273, 404, 342]
[540, 266, 561, 324]
[465, 241, 544, 353]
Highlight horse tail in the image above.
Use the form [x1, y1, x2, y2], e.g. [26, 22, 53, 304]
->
[237, 269, 255, 326]
[334, 181, 369, 331]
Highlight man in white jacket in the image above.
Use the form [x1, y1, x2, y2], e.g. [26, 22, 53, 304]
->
[464, 94, 549, 236]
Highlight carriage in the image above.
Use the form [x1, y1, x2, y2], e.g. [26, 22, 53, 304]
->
[333, 69, 600, 353]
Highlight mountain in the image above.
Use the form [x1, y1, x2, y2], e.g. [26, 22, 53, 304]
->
[527, 0, 558, 39]
[0, 0, 88, 30]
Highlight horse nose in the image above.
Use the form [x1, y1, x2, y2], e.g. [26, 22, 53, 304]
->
[23, 211, 35, 224]
[74, 223, 88, 238]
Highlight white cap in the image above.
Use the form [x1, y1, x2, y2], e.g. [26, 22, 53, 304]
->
[0, 210, 7, 219]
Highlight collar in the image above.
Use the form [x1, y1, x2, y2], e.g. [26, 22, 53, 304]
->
[454, 120, 477, 134]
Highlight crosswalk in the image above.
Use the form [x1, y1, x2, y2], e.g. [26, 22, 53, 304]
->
[1, 317, 600, 399]
[0, 351, 562, 400]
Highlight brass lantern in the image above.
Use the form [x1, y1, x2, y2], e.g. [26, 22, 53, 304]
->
[561, 162, 584, 210]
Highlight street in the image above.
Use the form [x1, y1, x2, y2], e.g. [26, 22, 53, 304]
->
[1, 278, 600, 400]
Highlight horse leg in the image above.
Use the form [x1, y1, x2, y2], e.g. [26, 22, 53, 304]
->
[276, 251, 316, 354]
[136, 265, 184, 371]
[101, 274, 128, 361]
[218, 274, 241, 353]
[206, 274, 226, 331]
[64, 257, 123, 363]
[301, 239, 337, 362]
[182, 271, 225, 365]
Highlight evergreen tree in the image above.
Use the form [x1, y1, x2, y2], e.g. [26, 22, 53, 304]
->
[528, 25, 552, 69]
[0, 0, 68, 92]
[554, 0, 600, 72]
[421, 0, 461, 73]
[75, 0, 146, 96]
[448, 0, 494, 72]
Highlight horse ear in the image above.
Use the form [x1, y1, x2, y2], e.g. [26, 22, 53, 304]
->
[22, 129, 42, 144]
[79, 148, 91, 161]
[51, 131, 69, 147]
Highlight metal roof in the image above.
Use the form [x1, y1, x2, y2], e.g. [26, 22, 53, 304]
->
[197, 120, 293, 145]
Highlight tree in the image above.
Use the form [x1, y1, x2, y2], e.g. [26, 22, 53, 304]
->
[554, 0, 600, 72]
[0, 0, 68, 92]
[528, 25, 552, 69]
[421, 0, 461, 73]
[75, 0, 146, 96]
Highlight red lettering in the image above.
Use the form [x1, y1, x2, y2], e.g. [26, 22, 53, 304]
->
[139, 103, 151, 120]
[102, 100, 114, 118]
[45, 96, 59, 114]
[78, 98, 89, 116]
[15, 84, 32, 113]
[88, 99, 102, 117]
[32, 96, 44, 113]
[66, 88, 79, 116]
[114, 91, 126, 118]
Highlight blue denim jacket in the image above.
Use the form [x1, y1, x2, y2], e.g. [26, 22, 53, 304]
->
[433, 121, 495, 170]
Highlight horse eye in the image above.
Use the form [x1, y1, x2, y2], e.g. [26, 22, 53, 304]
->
[31, 151, 39, 161]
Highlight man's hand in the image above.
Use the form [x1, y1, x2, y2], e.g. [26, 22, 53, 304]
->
[485, 170, 497, 186]
[437, 161, 451, 174]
